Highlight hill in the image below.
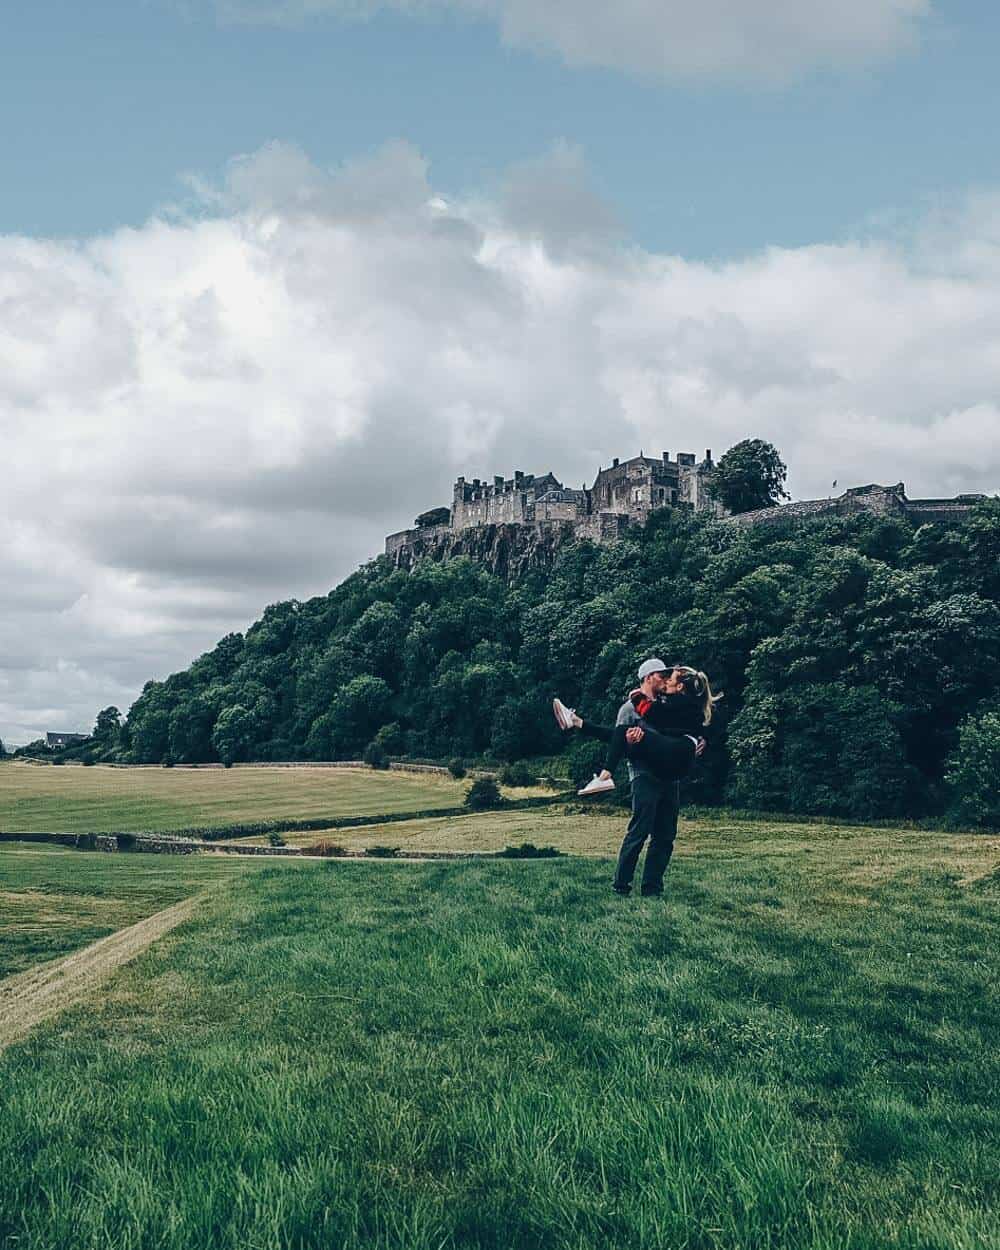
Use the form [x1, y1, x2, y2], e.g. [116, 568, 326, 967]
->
[99, 500, 1000, 822]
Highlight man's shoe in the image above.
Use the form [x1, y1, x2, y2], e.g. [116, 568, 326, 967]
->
[578, 774, 615, 796]
[640, 889, 664, 898]
[552, 697, 576, 731]
[612, 884, 631, 896]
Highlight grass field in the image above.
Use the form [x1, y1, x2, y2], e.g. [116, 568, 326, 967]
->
[1, 828, 997, 1249]
[0, 842, 270, 978]
[0, 762, 479, 834]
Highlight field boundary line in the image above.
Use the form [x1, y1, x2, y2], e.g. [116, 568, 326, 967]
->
[0, 895, 202, 1054]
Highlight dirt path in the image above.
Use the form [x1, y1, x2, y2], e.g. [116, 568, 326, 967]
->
[0, 895, 201, 1054]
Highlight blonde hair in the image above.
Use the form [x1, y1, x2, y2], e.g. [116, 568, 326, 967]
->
[674, 667, 723, 726]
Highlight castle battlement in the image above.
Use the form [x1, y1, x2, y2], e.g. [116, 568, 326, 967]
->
[386, 449, 719, 561]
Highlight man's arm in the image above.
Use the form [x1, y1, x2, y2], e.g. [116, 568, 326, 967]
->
[615, 701, 641, 728]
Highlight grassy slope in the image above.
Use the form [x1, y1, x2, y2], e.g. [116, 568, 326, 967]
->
[1, 834, 997, 1249]
[0, 763, 472, 834]
[0, 843, 266, 978]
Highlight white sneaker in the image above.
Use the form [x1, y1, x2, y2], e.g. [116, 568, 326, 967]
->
[578, 774, 615, 796]
[552, 697, 577, 731]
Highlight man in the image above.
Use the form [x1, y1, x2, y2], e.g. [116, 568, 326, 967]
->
[612, 658, 704, 898]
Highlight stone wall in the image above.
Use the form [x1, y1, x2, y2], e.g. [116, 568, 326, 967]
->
[727, 483, 987, 531]
[386, 523, 449, 557]
[904, 498, 989, 524]
[572, 512, 632, 544]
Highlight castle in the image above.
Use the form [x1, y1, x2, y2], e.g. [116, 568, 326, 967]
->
[385, 452, 989, 578]
[386, 449, 719, 560]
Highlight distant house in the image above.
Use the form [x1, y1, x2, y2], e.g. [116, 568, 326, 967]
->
[46, 732, 89, 749]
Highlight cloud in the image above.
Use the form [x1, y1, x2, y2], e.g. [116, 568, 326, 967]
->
[210, 0, 933, 84]
[1, 138, 999, 742]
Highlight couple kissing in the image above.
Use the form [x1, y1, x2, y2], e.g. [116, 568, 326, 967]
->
[553, 657, 719, 897]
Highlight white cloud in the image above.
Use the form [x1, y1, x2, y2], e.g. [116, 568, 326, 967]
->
[212, 0, 933, 83]
[1, 138, 999, 743]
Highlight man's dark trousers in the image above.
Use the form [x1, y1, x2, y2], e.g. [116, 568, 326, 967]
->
[613, 772, 679, 895]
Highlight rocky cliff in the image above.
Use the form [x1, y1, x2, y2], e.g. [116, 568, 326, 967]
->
[386, 519, 580, 581]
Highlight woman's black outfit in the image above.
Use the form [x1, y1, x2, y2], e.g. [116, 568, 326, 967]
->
[578, 692, 702, 782]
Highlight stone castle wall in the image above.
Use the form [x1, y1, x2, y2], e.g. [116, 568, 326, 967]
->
[727, 483, 988, 531]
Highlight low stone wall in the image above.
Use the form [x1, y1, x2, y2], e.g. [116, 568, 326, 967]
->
[104, 760, 470, 776]
[0, 831, 544, 861]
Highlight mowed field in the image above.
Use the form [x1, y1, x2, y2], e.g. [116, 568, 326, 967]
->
[0, 762, 474, 834]
[1, 822, 998, 1249]
[0, 842, 272, 979]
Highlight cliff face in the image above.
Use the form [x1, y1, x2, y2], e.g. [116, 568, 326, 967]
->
[386, 520, 579, 581]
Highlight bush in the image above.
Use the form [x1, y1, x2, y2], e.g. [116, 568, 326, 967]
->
[161, 755, 175, 768]
[945, 708, 1000, 828]
[465, 776, 504, 811]
[448, 758, 467, 779]
[499, 761, 536, 788]
[363, 740, 390, 770]
[82, 758, 95, 767]
[267, 831, 287, 847]
[366, 845, 399, 858]
[310, 841, 348, 857]
[563, 738, 608, 790]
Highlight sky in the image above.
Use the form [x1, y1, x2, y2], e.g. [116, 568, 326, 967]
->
[2, 0, 999, 744]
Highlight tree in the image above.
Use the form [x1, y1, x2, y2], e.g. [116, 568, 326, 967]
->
[374, 722, 404, 754]
[945, 707, 1000, 828]
[707, 439, 790, 515]
[727, 683, 919, 819]
[490, 698, 545, 762]
[211, 705, 256, 766]
[168, 697, 217, 763]
[322, 675, 393, 757]
[465, 776, 504, 810]
[93, 706, 122, 745]
[129, 708, 171, 764]
[0, 738, 6, 760]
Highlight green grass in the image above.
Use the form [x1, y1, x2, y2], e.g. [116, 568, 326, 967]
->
[1, 828, 997, 1249]
[0, 843, 267, 978]
[0, 763, 476, 834]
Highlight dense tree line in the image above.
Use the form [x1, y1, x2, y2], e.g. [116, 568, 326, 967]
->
[72, 499, 1000, 825]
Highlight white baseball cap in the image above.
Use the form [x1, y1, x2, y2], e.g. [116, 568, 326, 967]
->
[637, 657, 669, 679]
